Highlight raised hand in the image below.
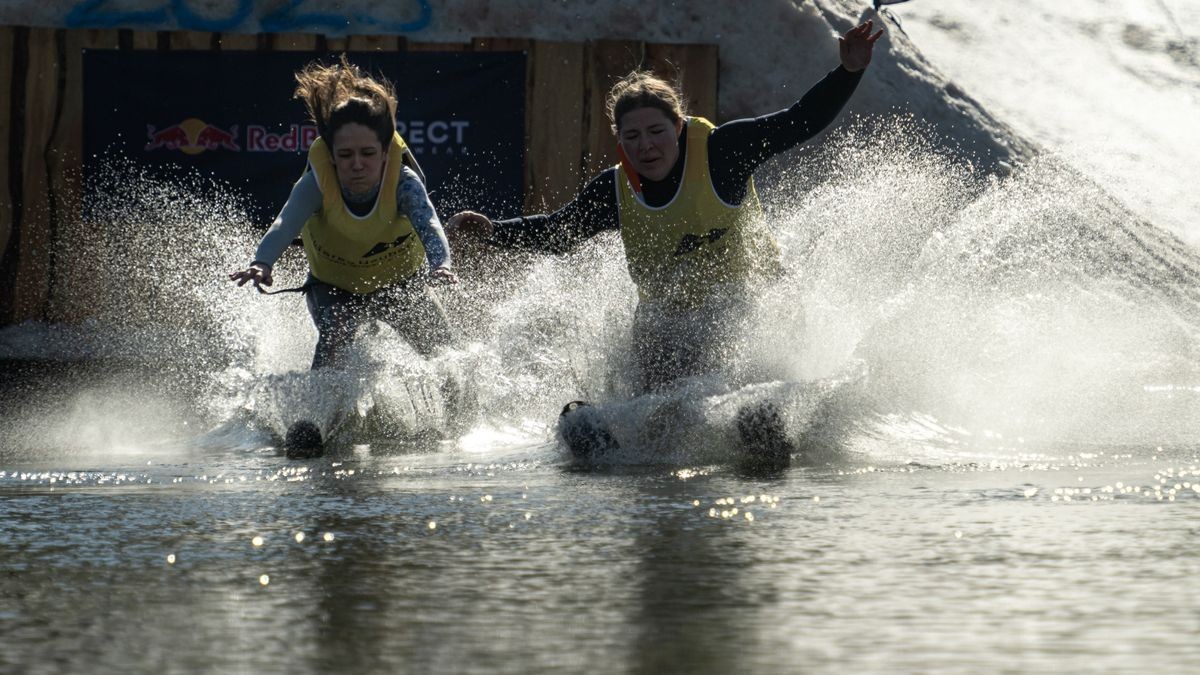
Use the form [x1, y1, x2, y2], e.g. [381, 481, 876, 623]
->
[839, 20, 885, 72]
[445, 211, 495, 244]
[229, 262, 273, 288]
[429, 265, 459, 285]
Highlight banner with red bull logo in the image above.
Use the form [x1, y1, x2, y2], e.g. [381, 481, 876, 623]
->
[84, 50, 525, 225]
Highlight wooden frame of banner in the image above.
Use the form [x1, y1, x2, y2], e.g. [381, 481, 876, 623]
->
[0, 27, 716, 324]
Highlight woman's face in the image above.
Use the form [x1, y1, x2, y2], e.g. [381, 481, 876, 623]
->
[617, 107, 683, 182]
[330, 122, 385, 196]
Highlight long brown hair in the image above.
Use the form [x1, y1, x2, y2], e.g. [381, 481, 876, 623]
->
[605, 70, 687, 133]
[293, 54, 398, 146]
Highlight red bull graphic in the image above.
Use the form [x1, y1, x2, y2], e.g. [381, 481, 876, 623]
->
[90, 50, 525, 224]
[246, 124, 318, 152]
[144, 123, 189, 151]
[195, 124, 240, 151]
[145, 118, 240, 154]
[145, 118, 476, 157]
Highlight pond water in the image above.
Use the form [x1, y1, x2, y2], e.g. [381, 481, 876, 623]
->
[2, 434, 1197, 673]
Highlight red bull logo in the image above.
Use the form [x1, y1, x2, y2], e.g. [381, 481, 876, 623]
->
[145, 118, 240, 154]
[246, 124, 318, 152]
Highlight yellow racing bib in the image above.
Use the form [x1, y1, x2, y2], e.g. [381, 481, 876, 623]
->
[302, 132, 427, 294]
[615, 117, 781, 307]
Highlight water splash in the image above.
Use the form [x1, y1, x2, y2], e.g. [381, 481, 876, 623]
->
[771, 116, 1200, 449]
[4, 116, 1198, 463]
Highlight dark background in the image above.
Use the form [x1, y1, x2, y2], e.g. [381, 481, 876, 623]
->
[83, 49, 526, 226]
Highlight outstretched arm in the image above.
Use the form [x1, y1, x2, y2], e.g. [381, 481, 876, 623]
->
[229, 170, 322, 287]
[397, 166, 456, 284]
[707, 20, 884, 204]
[447, 169, 621, 255]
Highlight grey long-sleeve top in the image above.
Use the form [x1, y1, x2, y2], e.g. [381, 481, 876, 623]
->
[253, 166, 451, 270]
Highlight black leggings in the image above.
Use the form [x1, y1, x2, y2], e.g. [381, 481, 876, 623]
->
[304, 273, 456, 369]
[630, 294, 751, 393]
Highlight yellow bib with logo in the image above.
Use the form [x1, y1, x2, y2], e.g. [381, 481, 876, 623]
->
[302, 132, 427, 294]
[615, 117, 781, 307]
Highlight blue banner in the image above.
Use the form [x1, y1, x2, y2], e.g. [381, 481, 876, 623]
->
[84, 50, 526, 225]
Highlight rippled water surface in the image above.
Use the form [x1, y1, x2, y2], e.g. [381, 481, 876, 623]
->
[3, 437, 1197, 673]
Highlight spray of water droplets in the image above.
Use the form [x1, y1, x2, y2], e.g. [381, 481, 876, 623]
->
[3, 117, 1198, 462]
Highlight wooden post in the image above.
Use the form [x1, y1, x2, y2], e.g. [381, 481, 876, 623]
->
[0, 27, 14, 276]
[11, 28, 60, 322]
[346, 35, 398, 52]
[582, 40, 642, 180]
[471, 37, 529, 52]
[47, 29, 120, 323]
[273, 34, 318, 51]
[406, 41, 468, 52]
[216, 33, 258, 51]
[130, 30, 159, 50]
[169, 31, 213, 50]
[323, 35, 348, 52]
[526, 41, 585, 213]
[644, 43, 719, 122]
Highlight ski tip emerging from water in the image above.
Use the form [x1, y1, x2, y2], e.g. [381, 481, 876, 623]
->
[558, 401, 621, 461]
[735, 400, 794, 474]
[284, 419, 324, 459]
[556, 395, 801, 471]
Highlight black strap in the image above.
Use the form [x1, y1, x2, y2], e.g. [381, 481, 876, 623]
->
[254, 280, 312, 295]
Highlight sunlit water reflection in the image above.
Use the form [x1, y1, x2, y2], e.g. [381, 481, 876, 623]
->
[2, 443, 1197, 672]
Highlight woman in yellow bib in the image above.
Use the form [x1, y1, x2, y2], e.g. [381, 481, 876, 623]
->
[230, 57, 457, 370]
[449, 22, 883, 392]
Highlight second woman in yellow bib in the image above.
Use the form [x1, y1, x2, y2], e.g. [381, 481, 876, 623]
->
[449, 22, 884, 392]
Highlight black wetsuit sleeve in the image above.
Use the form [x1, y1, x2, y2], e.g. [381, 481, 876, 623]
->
[708, 65, 863, 204]
[489, 169, 621, 254]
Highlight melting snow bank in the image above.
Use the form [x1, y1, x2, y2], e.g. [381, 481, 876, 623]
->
[429, 0, 1036, 174]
